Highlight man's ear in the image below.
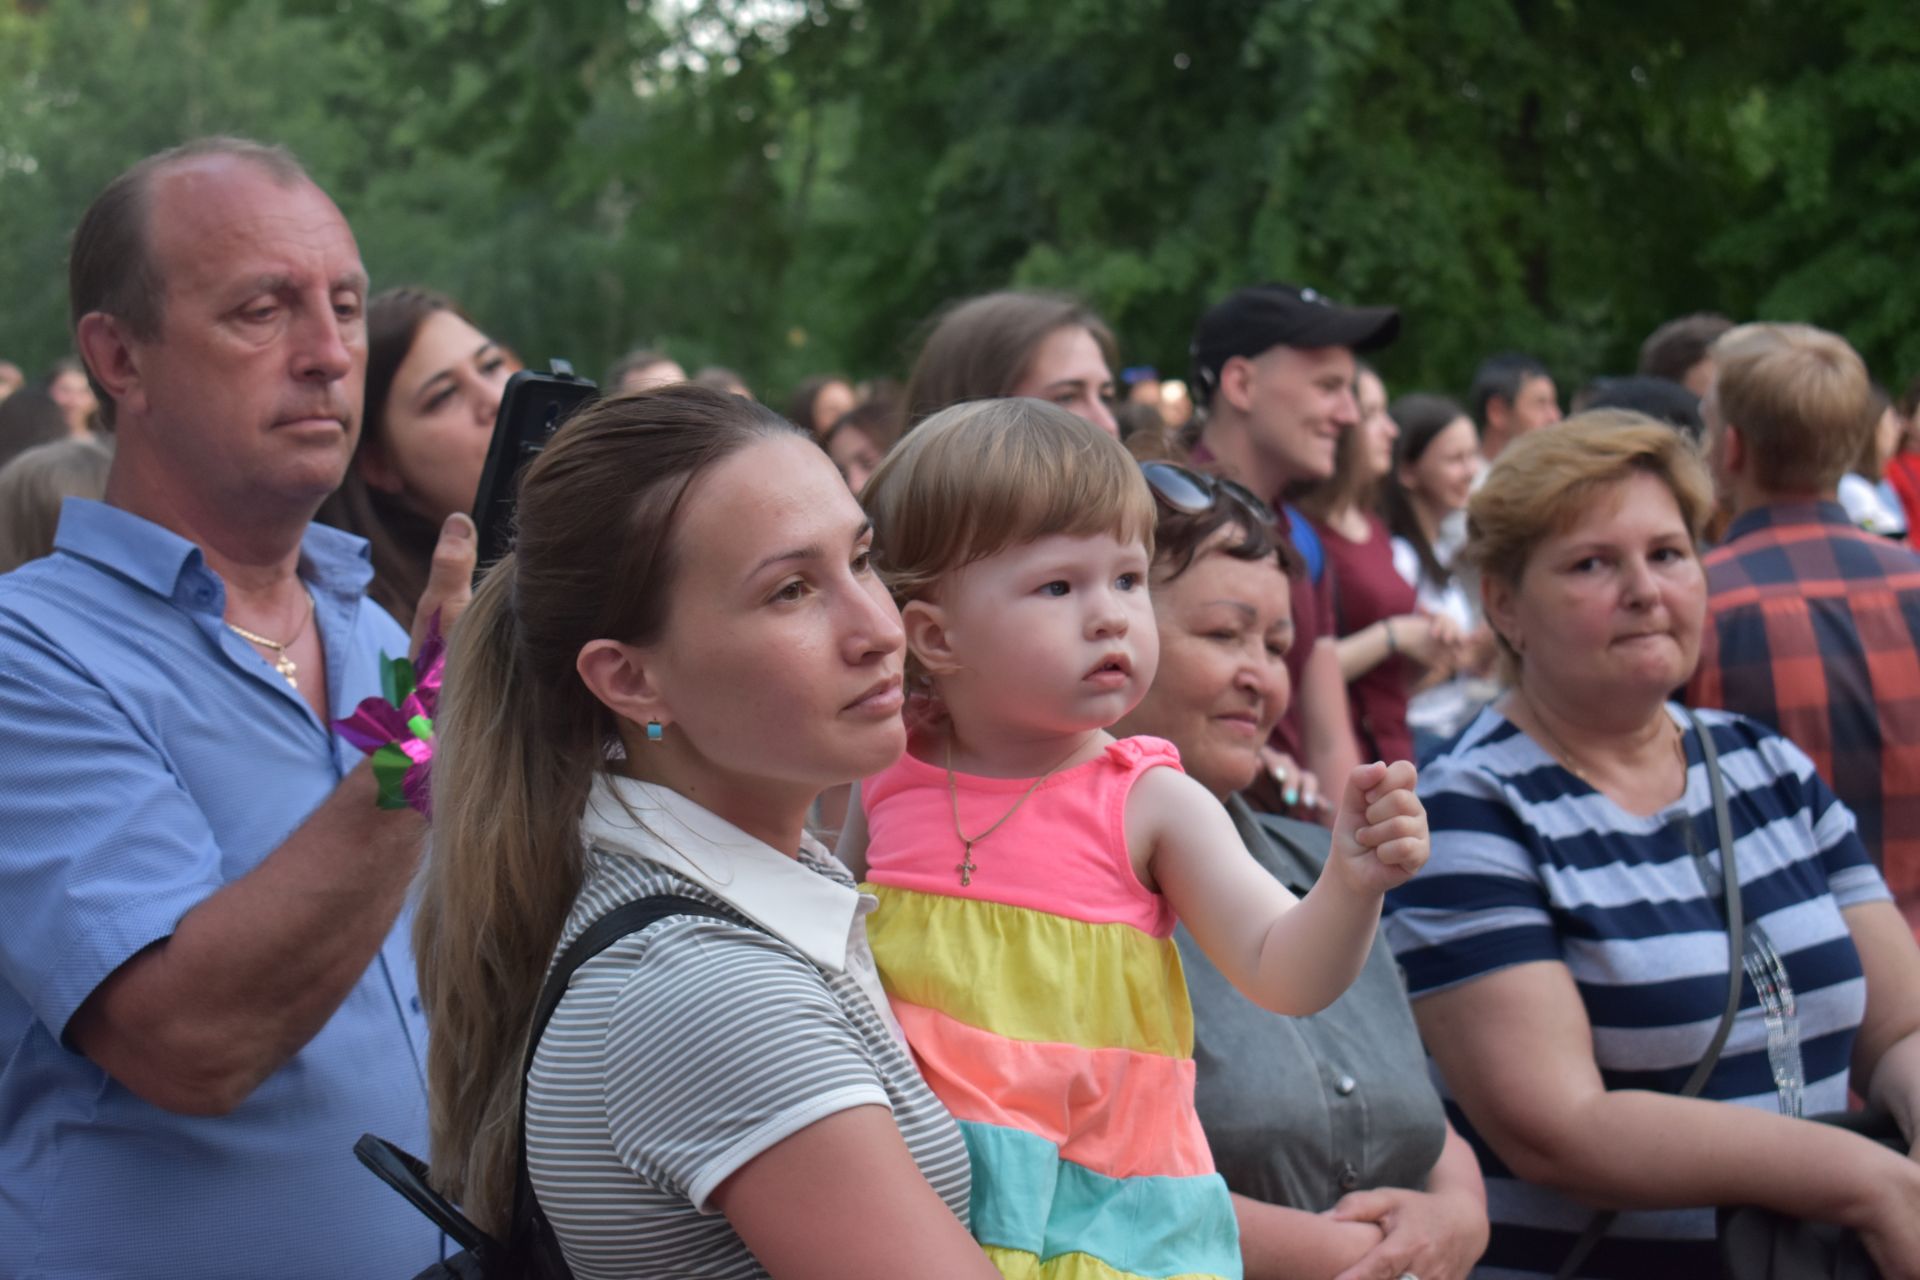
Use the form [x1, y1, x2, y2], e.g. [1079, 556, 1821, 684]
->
[901, 598, 962, 678]
[1485, 394, 1512, 440]
[577, 639, 670, 730]
[1218, 355, 1258, 416]
[74, 312, 141, 423]
[1720, 423, 1747, 478]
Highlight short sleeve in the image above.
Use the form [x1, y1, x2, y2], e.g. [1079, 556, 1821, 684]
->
[0, 624, 227, 1042]
[1757, 725, 1891, 909]
[1103, 734, 1183, 775]
[599, 921, 892, 1211]
[1385, 754, 1562, 996]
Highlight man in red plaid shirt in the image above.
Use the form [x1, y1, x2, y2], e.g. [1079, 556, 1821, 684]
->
[1687, 323, 1920, 930]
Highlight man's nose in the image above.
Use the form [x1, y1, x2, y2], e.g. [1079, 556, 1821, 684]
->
[294, 304, 355, 382]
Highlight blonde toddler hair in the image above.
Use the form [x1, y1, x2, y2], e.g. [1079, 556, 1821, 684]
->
[861, 397, 1156, 611]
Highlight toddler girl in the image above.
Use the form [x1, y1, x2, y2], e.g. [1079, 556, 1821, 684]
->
[841, 399, 1429, 1279]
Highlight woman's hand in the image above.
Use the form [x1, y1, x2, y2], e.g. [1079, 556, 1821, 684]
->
[1260, 747, 1327, 816]
[1234, 1194, 1384, 1280]
[1330, 759, 1429, 895]
[1327, 1185, 1489, 1280]
[1851, 1149, 1920, 1280]
[1425, 611, 1465, 658]
[1388, 615, 1459, 671]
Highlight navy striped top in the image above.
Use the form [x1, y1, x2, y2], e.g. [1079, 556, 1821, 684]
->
[1385, 703, 1890, 1279]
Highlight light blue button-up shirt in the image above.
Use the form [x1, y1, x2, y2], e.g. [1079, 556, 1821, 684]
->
[0, 499, 441, 1278]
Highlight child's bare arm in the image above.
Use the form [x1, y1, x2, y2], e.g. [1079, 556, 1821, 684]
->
[1134, 761, 1428, 1016]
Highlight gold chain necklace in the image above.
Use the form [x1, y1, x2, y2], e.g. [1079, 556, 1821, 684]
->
[946, 737, 1086, 886]
[226, 589, 315, 689]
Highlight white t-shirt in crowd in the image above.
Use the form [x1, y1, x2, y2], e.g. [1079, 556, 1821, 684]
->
[1838, 472, 1908, 540]
[1391, 535, 1498, 747]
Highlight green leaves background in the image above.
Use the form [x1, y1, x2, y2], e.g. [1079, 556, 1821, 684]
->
[4, 0, 1917, 402]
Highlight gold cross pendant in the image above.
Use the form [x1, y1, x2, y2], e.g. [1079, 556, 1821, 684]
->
[956, 842, 977, 887]
[273, 655, 299, 688]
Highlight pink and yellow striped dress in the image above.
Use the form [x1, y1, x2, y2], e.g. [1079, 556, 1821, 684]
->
[862, 735, 1240, 1280]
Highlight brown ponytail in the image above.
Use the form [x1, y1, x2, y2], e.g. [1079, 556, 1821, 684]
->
[415, 384, 803, 1230]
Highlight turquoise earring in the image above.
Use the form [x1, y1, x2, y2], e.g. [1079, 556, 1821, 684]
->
[646, 720, 664, 743]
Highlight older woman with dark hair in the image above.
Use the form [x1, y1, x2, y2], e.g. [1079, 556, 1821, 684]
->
[317, 287, 521, 630]
[1114, 459, 1489, 1280]
[1387, 412, 1920, 1278]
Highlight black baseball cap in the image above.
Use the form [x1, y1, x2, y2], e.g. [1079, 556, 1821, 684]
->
[1190, 283, 1401, 400]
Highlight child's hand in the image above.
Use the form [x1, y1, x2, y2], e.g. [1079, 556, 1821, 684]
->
[1328, 760, 1428, 896]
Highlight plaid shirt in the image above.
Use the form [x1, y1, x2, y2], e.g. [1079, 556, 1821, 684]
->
[1686, 501, 1920, 924]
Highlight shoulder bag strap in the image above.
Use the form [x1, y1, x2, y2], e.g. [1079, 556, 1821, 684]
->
[505, 893, 745, 1277]
[1555, 711, 1744, 1279]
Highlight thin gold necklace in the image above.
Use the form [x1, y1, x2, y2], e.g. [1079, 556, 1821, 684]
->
[226, 589, 315, 689]
[1516, 686, 1679, 784]
[946, 737, 1086, 886]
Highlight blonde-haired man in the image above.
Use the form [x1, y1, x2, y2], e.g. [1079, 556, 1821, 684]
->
[1689, 322, 1920, 930]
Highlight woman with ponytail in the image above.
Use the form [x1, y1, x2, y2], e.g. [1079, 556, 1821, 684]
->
[417, 385, 994, 1278]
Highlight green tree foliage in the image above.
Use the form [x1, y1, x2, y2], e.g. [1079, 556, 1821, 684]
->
[3, 0, 1918, 405]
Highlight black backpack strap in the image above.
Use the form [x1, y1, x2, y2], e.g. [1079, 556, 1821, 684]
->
[506, 893, 747, 1277]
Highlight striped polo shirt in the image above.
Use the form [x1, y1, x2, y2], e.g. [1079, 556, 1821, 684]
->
[525, 776, 972, 1279]
[1385, 704, 1889, 1279]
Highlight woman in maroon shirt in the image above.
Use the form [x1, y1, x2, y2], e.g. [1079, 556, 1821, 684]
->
[1299, 366, 1459, 763]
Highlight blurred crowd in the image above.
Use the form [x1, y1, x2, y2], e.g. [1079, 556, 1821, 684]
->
[7, 136, 1920, 1280]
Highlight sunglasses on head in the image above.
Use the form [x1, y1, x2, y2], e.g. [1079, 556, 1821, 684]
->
[1140, 461, 1278, 527]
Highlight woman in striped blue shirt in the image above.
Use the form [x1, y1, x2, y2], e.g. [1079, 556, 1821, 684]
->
[1385, 412, 1920, 1279]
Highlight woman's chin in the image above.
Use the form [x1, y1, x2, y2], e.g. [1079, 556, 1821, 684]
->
[1540, 659, 1692, 711]
[823, 721, 909, 783]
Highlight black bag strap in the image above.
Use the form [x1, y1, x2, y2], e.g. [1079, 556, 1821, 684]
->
[506, 893, 745, 1278]
[354, 1133, 498, 1257]
[1555, 711, 1745, 1279]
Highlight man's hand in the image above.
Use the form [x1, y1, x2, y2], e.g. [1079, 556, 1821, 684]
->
[1329, 759, 1428, 895]
[410, 513, 476, 659]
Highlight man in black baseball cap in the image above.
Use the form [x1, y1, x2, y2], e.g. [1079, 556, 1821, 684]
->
[1185, 282, 1401, 814]
[1189, 282, 1400, 492]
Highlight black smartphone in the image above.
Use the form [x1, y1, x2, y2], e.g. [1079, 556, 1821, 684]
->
[471, 362, 598, 569]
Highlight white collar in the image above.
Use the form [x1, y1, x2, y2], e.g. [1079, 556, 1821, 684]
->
[579, 774, 860, 973]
